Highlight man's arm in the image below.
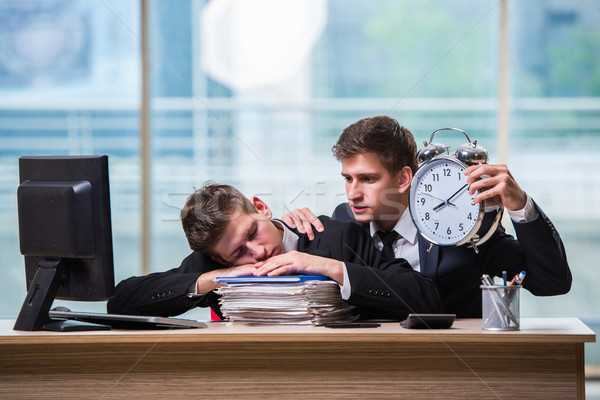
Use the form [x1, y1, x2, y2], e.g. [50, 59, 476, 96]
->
[107, 252, 218, 317]
[502, 201, 571, 296]
[107, 252, 255, 317]
[465, 163, 571, 295]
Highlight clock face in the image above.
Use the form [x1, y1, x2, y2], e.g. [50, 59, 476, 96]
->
[409, 156, 483, 246]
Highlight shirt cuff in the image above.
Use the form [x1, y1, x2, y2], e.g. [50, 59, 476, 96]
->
[340, 262, 351, 300]
[507, 194, 538, 223]
[187, 281, 201, 298]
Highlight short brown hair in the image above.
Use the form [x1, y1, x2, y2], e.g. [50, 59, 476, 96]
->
[332, 116, 418, 175]
[180, 183, 256, 254]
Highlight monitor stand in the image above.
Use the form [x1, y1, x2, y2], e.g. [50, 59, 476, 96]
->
[13, 260, 110, 331]
[42, 318, 110, 332]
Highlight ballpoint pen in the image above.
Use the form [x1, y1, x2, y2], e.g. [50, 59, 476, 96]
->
[510, 271, 526, 286]
[505, 271, 526, 307]
[502, 270, 508, 303]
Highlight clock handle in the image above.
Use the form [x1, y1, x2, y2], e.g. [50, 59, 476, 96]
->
[428, 127, 472, 144]
[417, 127, 468, 163]
[468, 206, 504, 253]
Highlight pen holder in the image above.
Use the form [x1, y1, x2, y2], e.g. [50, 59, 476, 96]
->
[481, 285, 521, 331]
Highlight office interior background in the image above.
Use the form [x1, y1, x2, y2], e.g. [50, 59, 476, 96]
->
[0, 0, 599, 374]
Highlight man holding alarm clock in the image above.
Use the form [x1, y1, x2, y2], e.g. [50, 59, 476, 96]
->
[283, 115, 572, 318]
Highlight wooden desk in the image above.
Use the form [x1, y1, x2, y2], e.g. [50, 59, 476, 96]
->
[0, 318, 595, 399]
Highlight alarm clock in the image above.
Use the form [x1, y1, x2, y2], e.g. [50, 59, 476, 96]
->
[408, 128, 503, 253]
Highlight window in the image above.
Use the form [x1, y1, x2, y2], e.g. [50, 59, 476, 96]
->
[1, 0, 598, 372]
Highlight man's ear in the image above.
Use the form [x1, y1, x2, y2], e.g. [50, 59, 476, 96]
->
[395, 166, 413, 194]
[251, 196, 273, 219]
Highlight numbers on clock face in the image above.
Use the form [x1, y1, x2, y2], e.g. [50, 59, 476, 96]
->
[411, 158, 481, 246]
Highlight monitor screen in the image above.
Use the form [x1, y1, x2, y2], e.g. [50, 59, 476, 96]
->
[14, 155, 115, 331]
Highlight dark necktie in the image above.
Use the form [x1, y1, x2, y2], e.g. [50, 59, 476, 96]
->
[378, 230, 400, 260]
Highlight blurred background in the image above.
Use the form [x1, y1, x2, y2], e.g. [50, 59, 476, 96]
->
[0, 0, 599, 385]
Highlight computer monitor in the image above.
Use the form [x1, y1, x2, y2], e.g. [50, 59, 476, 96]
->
[14, 155, 115, 331]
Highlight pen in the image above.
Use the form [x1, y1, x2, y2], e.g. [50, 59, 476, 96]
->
[501, 270, 508, 304]
[481, 274, 494, 287]
[505, 271, 527, 308]
[501, 270, 508, 325]
[515, 271, 526, 285]
[509, 271, 526, 286]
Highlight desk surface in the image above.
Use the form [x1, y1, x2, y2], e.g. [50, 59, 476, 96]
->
[0, 317, 596, 400]
[0, 317, 595, 344]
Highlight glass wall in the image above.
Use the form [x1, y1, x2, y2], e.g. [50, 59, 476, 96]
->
[0, 0, 142, 313]
[0, 0, 598, 370]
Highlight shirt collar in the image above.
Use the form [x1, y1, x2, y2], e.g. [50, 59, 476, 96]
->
[369, 209, 418, 245]
[271, 220, 299, 252]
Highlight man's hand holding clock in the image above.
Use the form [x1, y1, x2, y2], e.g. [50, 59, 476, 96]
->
[464, 163, 528, 212]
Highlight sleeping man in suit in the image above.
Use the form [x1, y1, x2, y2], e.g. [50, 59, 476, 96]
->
[107, 182, 444, 320]
[283, 116, 572, 318]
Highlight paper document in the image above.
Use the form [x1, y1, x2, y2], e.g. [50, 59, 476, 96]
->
[216, 279, 357, 326]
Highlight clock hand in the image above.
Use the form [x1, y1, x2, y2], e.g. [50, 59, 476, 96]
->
[421, 192, 457, 211]
[419, 192, 447, 203]
[433, 200, 455, 212]
[446, 183, 469, 203]
[433, 184, 469, 212]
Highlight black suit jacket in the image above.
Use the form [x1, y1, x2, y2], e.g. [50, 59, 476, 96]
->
[332, 201, 572, 317]
[107, 217, 444, 320]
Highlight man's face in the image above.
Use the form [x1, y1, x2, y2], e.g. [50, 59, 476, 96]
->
[211, 198, 285, 266]
[341, 152, 407, 229]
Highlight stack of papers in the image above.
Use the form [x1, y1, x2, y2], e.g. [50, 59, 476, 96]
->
[215, 276, 357, 325]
